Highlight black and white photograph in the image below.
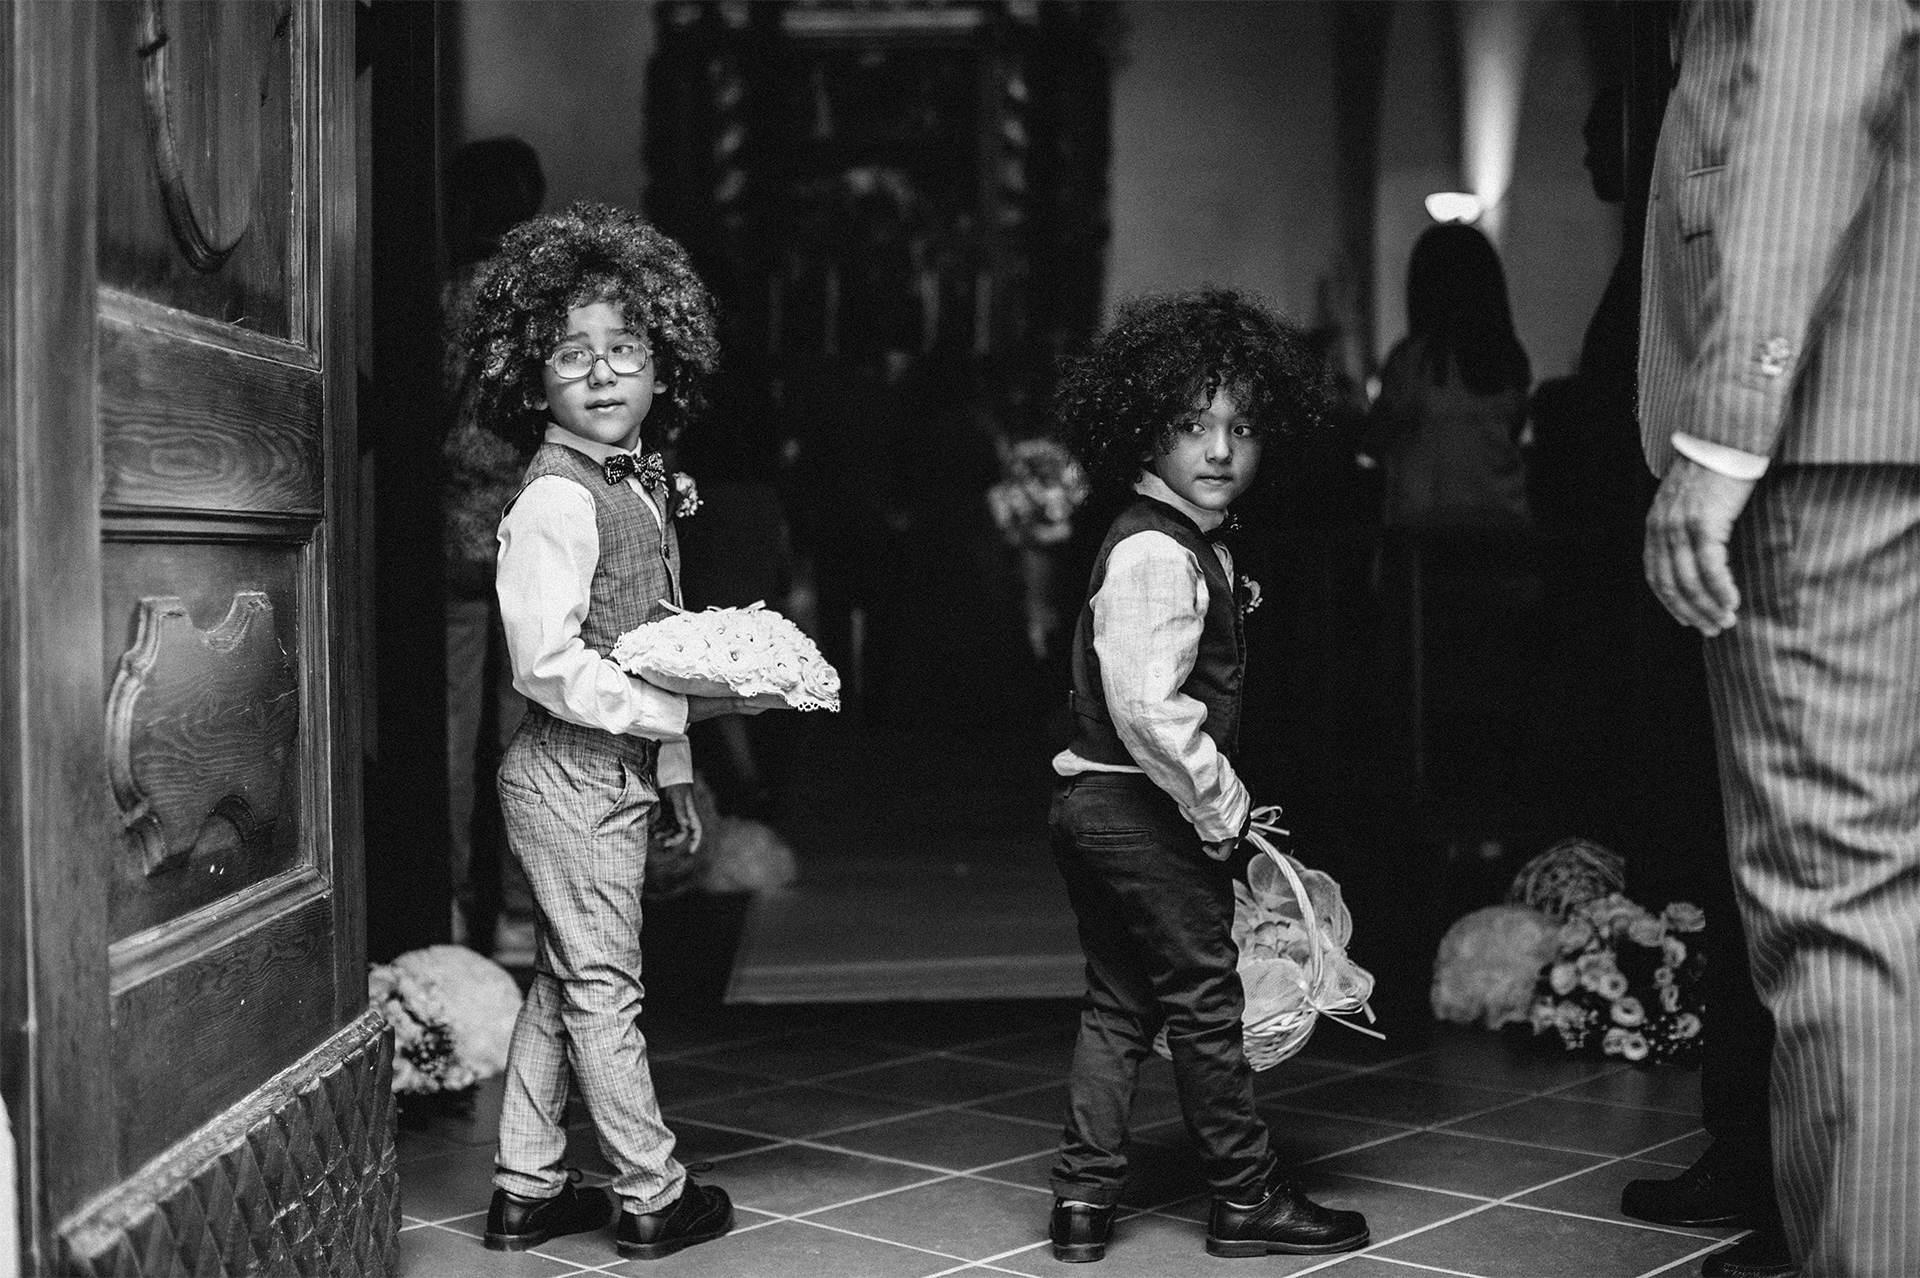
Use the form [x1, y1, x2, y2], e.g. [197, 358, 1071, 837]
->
[3, 1, 1917, 1275]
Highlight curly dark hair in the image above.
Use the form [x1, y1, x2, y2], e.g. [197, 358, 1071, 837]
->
[462, 201, 720, 452]
[1053, 288, 1331, 497]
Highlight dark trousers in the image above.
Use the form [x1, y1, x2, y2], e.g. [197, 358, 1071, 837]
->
[1048, 773, 1272, 1205]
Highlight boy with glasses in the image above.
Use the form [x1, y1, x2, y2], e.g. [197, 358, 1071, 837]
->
[463, 202, 765, 1260]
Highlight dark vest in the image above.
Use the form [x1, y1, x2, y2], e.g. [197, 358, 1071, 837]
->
[506, 441, 682, 656]
[1067, 497, 1244, 767]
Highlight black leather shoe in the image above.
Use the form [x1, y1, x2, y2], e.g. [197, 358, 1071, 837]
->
[1206, 1170, 1369, 1258]
[1619, 1145, 1766, 1228]
[615, 1182, 734, 1259]
[1050, 1200, 1116, 1263]
[1702, 1223, 1797, 1278]
[483, 1177, 613, 1251]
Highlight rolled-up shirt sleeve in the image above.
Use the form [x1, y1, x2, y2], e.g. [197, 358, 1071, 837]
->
[1092, 531, 1250, 842]
[496, 475, 690, 744]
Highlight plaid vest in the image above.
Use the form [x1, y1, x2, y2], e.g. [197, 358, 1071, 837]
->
[1067, 497, 1243, 767]
[509, 441, 682, 657]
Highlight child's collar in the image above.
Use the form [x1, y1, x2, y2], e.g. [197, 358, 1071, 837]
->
[1133, 472, 1227, 533]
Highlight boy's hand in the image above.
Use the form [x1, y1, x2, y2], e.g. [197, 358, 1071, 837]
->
[660, 782, 703, 856]
[1202, 837, 1237, 861]
[686, 692, 787, 722]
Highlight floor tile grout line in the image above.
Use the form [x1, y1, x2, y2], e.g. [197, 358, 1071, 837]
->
[1635, 1237, 1742, 1278]
[1503, 1197, 1732, 1241]
[1352, 1254, 1493, 1278]
[784, 1170, 967, 1221]
[778, 1213, 1008, 1269]
[1281, 1122, 1730, 1277]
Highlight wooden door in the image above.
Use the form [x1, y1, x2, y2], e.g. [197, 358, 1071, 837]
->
[1, 2, 394, 1272]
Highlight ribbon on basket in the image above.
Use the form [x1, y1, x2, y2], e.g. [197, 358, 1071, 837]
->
[1236, 806, 1383, 1066]
[1153, 805, 1382, 1070]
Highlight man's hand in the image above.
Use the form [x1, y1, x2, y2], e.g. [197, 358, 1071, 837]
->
[1202, 837, 1236, 861]
[660, 782, 703, 856]
[1643, 457, 1758, 637]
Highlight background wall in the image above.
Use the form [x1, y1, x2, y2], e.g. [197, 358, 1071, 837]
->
[447, 0, 655, 211]
[1503, 0, 1620, 379]
[1106, 1, 1343, 328]
[443, 0, 1617, 381]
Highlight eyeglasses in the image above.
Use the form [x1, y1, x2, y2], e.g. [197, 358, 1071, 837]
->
[545, 340, 652, 381]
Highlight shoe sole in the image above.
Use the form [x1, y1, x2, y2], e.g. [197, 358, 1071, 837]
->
[1051, 1241, 1106, 1263]
[617, 1210, 734, 1259]
[1206, 1230, 1370, 1258]
[1621, 1209, 1745, 1228]
[482, 1231, 550, 1252]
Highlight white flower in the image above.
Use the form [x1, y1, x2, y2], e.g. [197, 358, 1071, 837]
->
[1549, 962, 1578, 996]
[1557, 918, 1596, 952]
[1610, 996, 1646, 1027]
[1603, 1026, 1629, 1055]
[1627, 916, 1666, 948]
[1239, 576, 1263, 616]
[1660, 983, 1682, 1013]
[1619, 1032, 1650, 1061]
[1663, 901, 1706, 932]
[1596, 971, 1630, 1000]
[1663, 936, 1688, 968]
[672, 471, 701, 518]
[1674, 1013, 1702, 1039]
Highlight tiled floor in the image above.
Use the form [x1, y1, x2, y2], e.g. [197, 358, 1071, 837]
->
[396, 1002, 1741, 1278]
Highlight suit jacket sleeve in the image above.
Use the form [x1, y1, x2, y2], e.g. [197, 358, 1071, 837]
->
[1691, 0, 1919, 458]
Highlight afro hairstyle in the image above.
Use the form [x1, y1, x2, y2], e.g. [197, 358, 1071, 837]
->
[462, 201, 720, 452]
[1053, 288, 1331, 498]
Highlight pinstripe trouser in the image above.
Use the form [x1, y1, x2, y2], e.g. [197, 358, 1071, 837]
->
[1705, 465, 1920, 1277]
[491, 706, 687, 1215]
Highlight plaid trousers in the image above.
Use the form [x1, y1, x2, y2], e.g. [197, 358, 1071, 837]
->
[491, 706, 686, 1214]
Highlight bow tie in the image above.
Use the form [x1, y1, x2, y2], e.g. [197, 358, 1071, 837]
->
[603, 450, 665, 490]
[1203, 512, 1242, 544]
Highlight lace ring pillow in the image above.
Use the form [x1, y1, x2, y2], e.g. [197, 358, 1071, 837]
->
[613, 601, 841, 712]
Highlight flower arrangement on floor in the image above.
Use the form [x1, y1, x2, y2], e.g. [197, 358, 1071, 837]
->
[986, 436, 1090, 548]
[368, 944, 523, 1096]
[612, 601, 840, 711]
[1428, 838, 1709, 1068]
[1527, 893, 1708, 1065]
[1430, 903, 1561, 1030]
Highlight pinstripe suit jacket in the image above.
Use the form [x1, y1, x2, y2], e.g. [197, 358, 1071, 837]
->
[1639, 0, 1920, 476]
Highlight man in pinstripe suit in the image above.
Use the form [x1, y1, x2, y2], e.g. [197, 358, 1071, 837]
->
[1640, 2, 1920, 1274]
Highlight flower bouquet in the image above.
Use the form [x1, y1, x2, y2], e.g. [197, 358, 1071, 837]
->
[1526, 894, 1707, 1066]
[611, 601, 840, 712]
[987, 437, 1091, 548]
[368, 945, 523, 1099]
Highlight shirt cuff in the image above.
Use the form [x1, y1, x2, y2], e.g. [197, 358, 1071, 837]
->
[657, 738, 693, 788]
[1670, 432, 1770, 481]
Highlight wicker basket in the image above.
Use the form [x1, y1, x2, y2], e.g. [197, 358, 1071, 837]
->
[1155, 808, 1381, 1070]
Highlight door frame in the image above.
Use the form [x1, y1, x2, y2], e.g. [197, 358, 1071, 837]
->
[1, 3, 373, 1269]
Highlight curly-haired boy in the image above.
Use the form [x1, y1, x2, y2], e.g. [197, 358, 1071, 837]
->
[468, 202, 757, 1260]
[1045, 289, 1369, 1262]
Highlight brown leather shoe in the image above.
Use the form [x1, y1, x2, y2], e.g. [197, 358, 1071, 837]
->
[483, 1177, 612, 1251]
[615, 1181, 734, 1259]
[1206, 1169, 1369, 1258]
[1050, 1199, 1116, 1263]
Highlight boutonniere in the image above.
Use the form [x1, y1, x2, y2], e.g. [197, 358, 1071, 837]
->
[1238, 574, 1262, 617]
[671, 471, 701, 519]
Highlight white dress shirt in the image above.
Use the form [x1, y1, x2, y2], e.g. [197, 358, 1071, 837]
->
[496, 425, 692, 787]
[1052, 473, 1252, 843]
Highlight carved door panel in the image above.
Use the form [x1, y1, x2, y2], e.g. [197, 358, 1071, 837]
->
[11, 0, 390, 1270]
